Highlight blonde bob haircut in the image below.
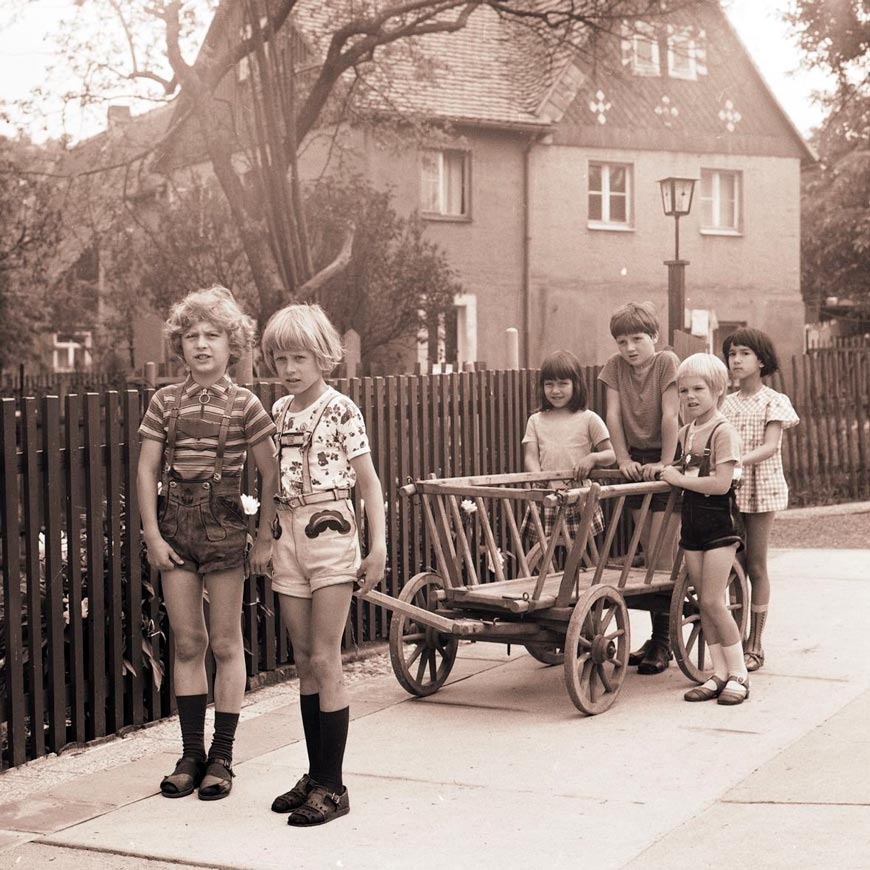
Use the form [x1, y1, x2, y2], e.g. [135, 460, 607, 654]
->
[261, 304, 344, 375]
[165, 285, 256, 366]
[677, 353, 730, 406]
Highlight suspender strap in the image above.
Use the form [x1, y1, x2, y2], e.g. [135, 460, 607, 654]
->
[276, 390, 337, 496]
[213, 383, 240, 482]
[162, 379, 187, 485]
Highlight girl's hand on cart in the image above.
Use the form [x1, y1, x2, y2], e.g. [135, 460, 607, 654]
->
[641, 463, 664, 481]
[618, 459, 643, 482]
[573, 455, 596, 479]
[659, 465, 682, 486]
[356, 546, 387, 595]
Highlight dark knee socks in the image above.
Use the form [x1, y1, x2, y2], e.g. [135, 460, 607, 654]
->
[317, 707, 349, 792]
[208, 710, 240, 764]
[176, 694, 207, 762]
[300, 693, 322, 779]
[651, 611, 670, 644]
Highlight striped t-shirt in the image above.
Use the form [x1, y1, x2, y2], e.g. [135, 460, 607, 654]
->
[139, 375, 276, 480]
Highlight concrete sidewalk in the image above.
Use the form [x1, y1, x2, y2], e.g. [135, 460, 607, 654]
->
[1, 548, 868, 869]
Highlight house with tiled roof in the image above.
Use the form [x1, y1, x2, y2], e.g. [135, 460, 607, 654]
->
[145, 0, 813, 368]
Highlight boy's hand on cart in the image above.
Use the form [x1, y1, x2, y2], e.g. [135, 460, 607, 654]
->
[618, 459, 643, 481]
[355, 546, 387, 595]
[641, 463, 664, 481]
[659, 465, 682, 486]
[144, 534, 184, 571]
[249, 535, 272, 576]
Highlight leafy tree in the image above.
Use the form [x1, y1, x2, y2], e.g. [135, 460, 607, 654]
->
[788, 1, 870, 310]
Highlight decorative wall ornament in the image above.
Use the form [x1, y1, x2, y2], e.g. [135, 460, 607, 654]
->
[655, 95, 679, 126]
[589, 90, 612, 125]
[718, 98, 742, 132]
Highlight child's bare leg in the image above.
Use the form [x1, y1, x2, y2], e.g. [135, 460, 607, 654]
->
[205, 567, 247, 713]
[743, 512, 775, 661]
[310, 583, 354, 712]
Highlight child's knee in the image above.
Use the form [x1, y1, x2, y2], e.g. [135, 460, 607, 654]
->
[174, 631, 209, 663]
[209, 632, 243, 664]
[308, 650, 341, 684]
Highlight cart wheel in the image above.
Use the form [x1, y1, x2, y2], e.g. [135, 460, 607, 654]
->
[525, 643, 564, 665]
[670, 557, 749, 684]
[389, 572, 458, 697]
[564, 585, 630, 715]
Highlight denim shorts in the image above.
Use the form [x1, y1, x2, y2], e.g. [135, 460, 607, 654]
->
[157, 475, 248, 575]
[271, 499, 360, 599]
[680, 491, 744, 552]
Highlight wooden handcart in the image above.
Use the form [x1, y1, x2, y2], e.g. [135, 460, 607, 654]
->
[359, 470, 748, 715]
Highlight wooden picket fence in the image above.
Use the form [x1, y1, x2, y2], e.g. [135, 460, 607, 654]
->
[1, 352, 868, 769]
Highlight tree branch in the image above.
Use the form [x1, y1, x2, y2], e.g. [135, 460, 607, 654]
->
[297, 221, 355, 300]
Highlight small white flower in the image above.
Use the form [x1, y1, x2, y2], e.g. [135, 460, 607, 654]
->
[486, 547, 505, 574]
[156, 481, 163, 496]
[241, 494, 260, 515]
[460, 499, 477, 515]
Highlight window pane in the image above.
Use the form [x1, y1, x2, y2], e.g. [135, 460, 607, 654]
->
[444, 152, 466, 216]
[589, 193, 602, 221]
[719, 173, 736, 227]
[589, 164, 602, 192]
[609, 194, 627, 223]
[637, 37, 655, 66]
[610, 166, 626, 193]
[421, 151, 440, 212]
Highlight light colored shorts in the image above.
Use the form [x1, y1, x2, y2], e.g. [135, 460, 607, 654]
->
[271, 499, 361, 599]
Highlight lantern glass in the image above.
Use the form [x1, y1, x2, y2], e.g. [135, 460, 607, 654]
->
[658, 176, 696, 217]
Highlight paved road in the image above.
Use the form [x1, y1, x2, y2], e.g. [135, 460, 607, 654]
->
[0, 548, 868, 869]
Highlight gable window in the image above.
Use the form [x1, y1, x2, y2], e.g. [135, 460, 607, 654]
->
[667, 29, 697, 80]
[588, 162, 632, 229]
[700, 169, 741, 234]
[421, 149, 470, 219]
[53, 331, 92, 373]
[628, 22, 660, 76]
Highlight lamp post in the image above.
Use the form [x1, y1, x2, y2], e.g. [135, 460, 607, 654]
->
[658, 176, 696, 345]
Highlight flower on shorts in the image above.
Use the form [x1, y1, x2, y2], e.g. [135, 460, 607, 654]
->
[241, 494, 260, 515]
[460, 499, 477, 515]
[156, 481, 162, 496]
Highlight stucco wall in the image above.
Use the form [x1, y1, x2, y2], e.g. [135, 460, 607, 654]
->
[528, 145, 804, 366]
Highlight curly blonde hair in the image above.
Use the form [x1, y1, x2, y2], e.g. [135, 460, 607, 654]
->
[261, 304, 344, 375]
[165, 286, 256, 366]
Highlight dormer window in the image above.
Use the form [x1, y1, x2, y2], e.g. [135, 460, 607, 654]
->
[667, 28, 698, 80]
[629, 22, 660, 76]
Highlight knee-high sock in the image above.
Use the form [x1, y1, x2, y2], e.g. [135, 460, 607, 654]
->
[176, 694, 207, 762]
[300, 693, 322, 780]
[748, 604, 769, 650]
[651, 611, 670, 643]
[208, 711, 240, 764]
[318, 707, 349, 792]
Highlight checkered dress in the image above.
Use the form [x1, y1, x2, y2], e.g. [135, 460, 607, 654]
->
[520, 480, 605, 549]
[722, 386, 799, 513]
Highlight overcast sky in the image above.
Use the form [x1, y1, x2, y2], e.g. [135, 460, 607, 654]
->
[0, 0, 833, 142]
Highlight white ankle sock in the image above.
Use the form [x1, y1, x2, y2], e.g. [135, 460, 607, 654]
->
[708, 643, 727, 681]
[722, 641, 748, 680]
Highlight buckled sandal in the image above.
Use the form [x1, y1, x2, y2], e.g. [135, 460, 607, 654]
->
[637, 639, 673, 675]
[271, 773, 314, 813]
[197, 757, 235, 801]
[287, 784, 350, 827]
[718, 674, 750, 706]
[684, 675, 727, 702]
[160, 756, 207, 798]
[744, 649, 765, 672]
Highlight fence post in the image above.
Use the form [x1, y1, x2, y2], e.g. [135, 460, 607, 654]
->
[506, 328, 519, 370]
[144, 361, 157, 388]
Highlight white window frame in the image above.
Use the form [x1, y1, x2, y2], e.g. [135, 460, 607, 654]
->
[52, 331, 93, 373]
[588, 162, 634, 231]
[420, 149, 471, 220]
[630, 23, 660, 77]
[700, 169, 742, 235]
[667, 29, 698, 80]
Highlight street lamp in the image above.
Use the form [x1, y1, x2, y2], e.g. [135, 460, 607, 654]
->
[658, 176, 696, 344]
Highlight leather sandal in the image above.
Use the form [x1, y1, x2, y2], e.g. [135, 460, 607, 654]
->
[271, 773, 314, 813]
[160, 756, 206, 799]
[637, 639, 672, 675]
[684, 675, 727, 702]
[287, 784, 350, 827]
[718, 674, 750, 706]
[744, 650, 765, 672]
[198, 757, 235, 801]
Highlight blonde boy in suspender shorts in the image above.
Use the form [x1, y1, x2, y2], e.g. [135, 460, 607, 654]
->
[262, 304, 386, 827]
[138, 287, 278, 801]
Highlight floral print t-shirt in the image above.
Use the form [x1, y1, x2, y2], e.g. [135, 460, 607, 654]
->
[272, 387, 370, 497]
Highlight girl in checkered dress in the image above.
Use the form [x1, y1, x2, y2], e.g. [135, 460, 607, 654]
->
[522, 350, 615, 560]
[722, 328, 799, 673]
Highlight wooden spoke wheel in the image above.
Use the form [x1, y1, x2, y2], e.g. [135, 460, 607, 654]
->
[564, 585, 630, 715]
[670, 557, 750, 684]
[389, 572, 458, 697]
[525, 643, 565, 665]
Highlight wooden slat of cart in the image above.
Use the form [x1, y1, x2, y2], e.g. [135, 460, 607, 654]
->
[500, 496, 533, 578]
[447, 494, 479, 585]
[42, 396, 67, 752]
[22, 399, 46, 757]
[1, 400, 27, 766]
[473, 496, 506, 583]
[104, 392, 125, 733]
[432, 493, 461, 588]
[123, 391, 144, 727]
[64, 394, 86, 741]
[592, 495, 626, 584]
